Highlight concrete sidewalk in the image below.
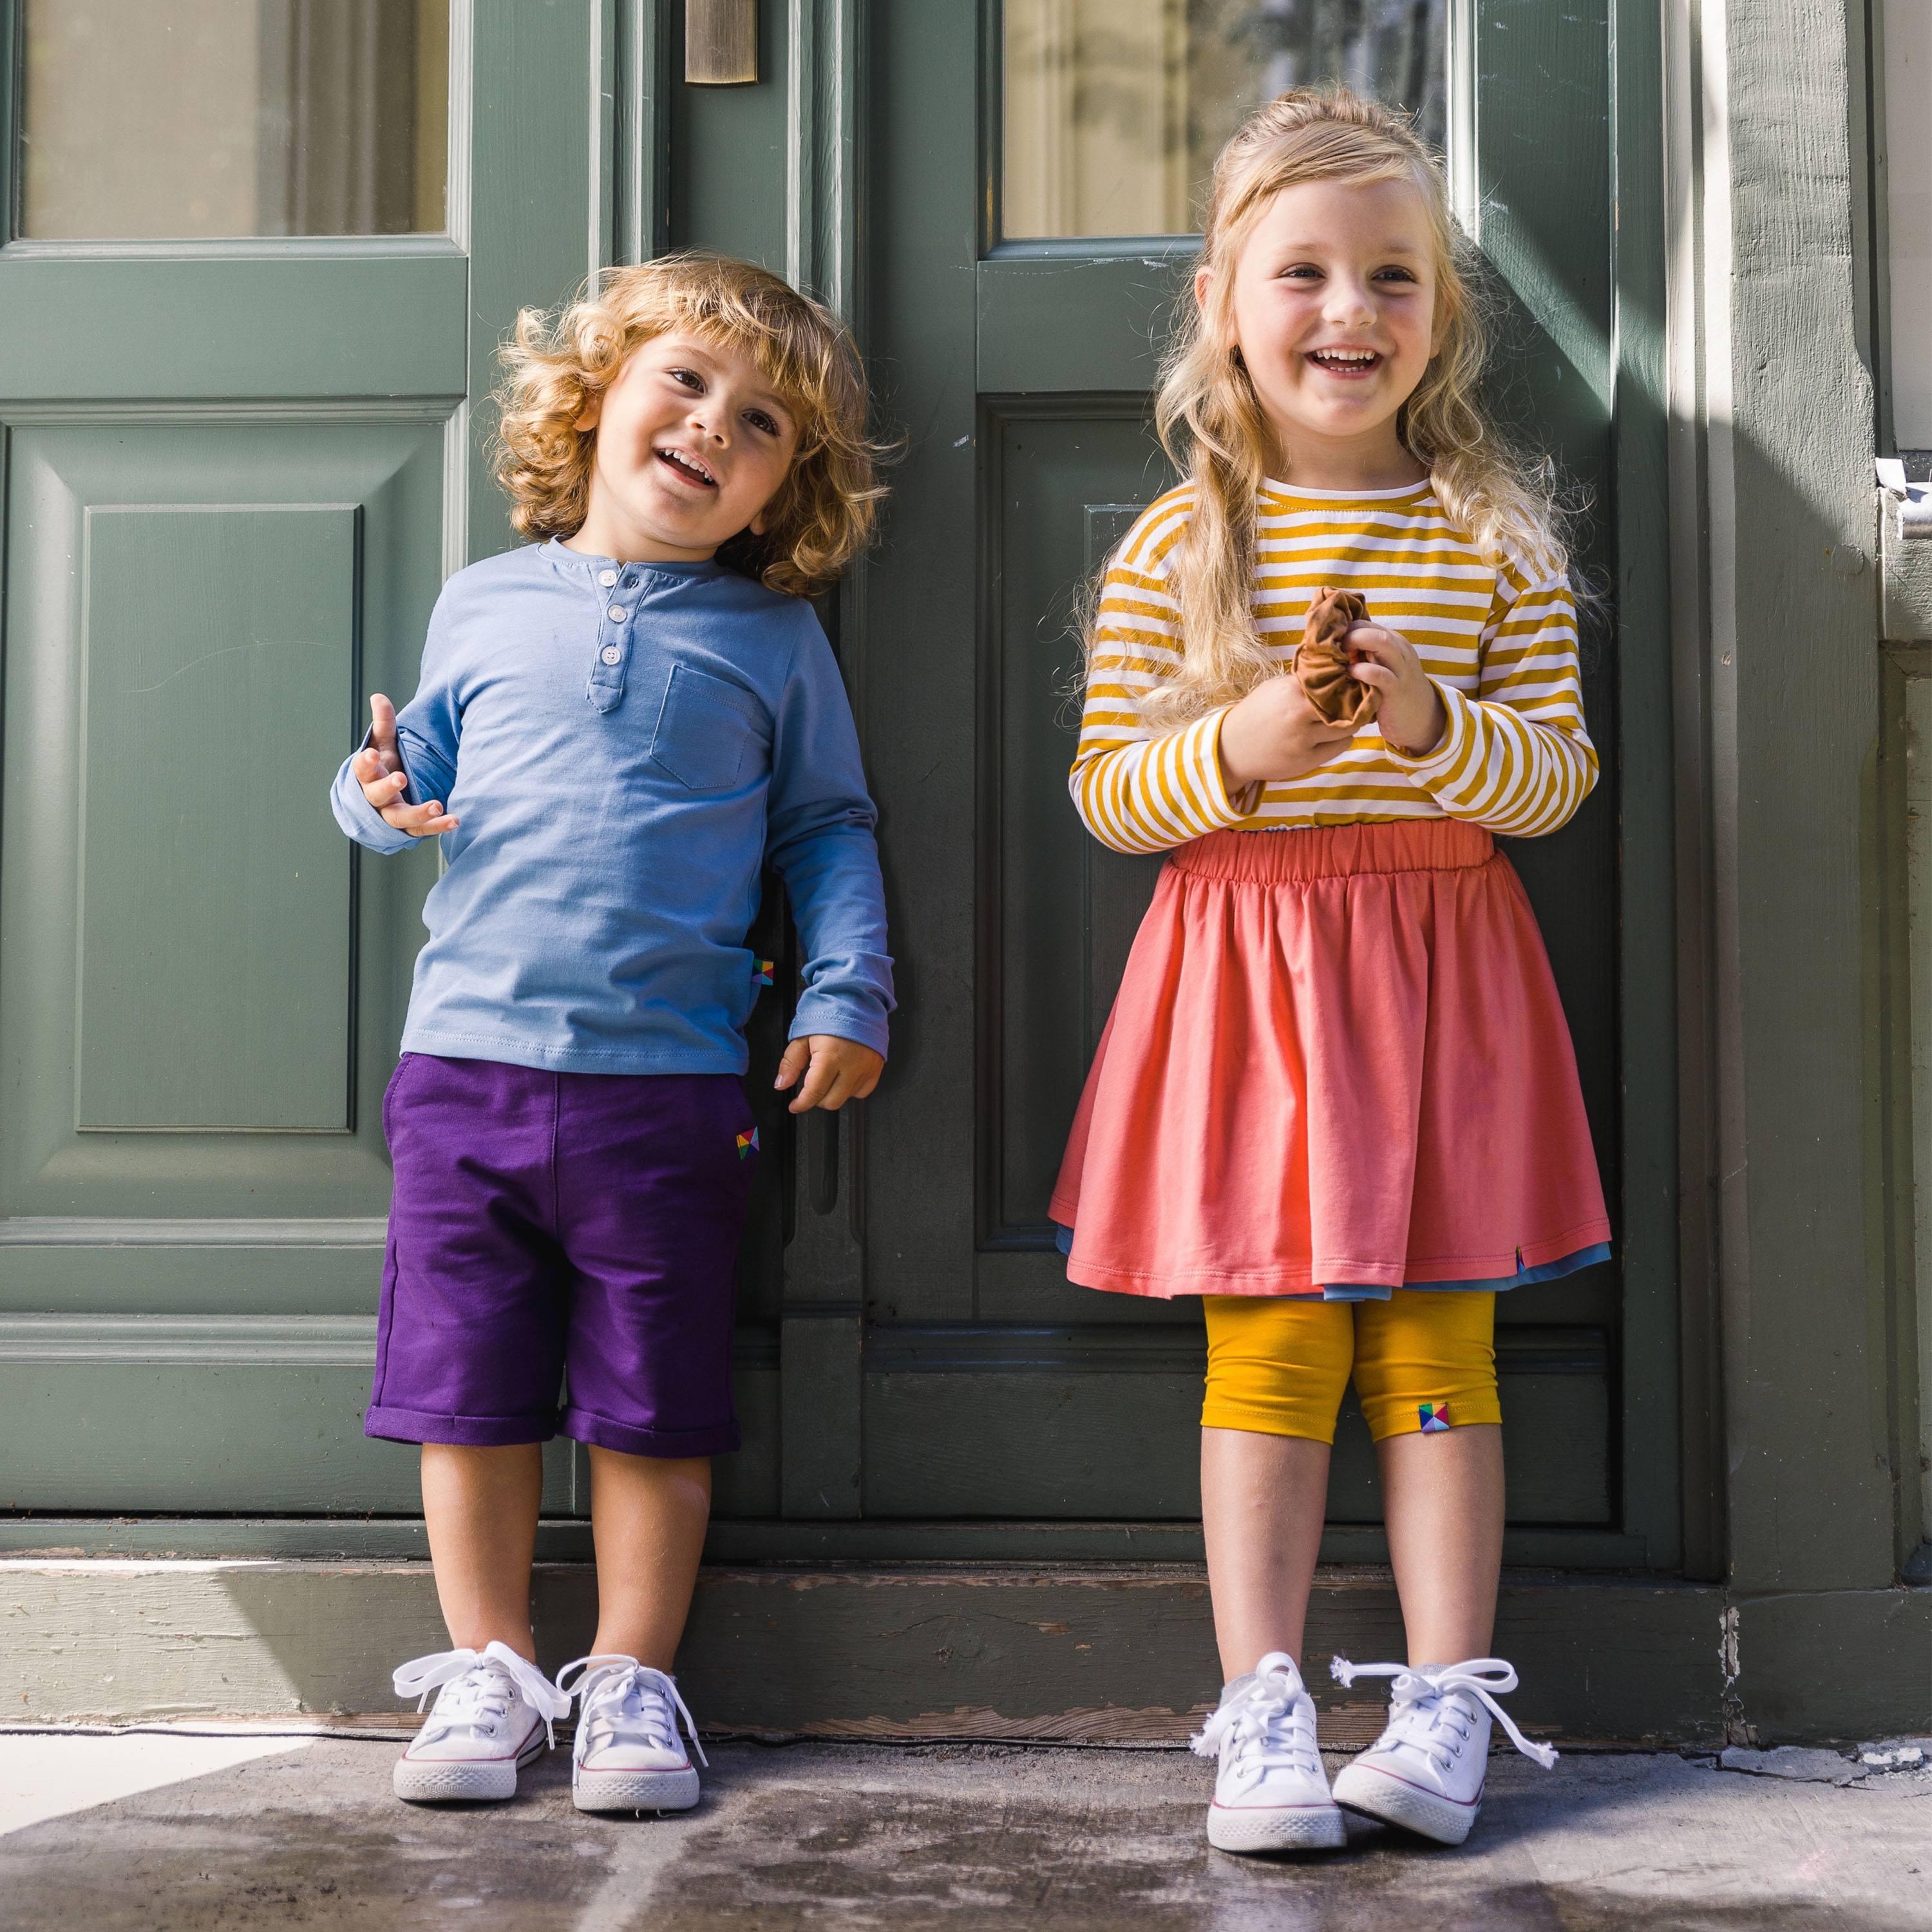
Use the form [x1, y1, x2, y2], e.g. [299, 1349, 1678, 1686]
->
[1, 1733, 1928, 1929]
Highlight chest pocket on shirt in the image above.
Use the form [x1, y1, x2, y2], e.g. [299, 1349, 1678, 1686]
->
[650, 663, 767, 792]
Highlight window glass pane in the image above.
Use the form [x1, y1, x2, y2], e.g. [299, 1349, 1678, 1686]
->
[19, 0, 450, 240]
[1003, 0, 1446, 240]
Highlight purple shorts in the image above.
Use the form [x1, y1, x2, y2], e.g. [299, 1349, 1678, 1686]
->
[366, 1054, 756, 1457]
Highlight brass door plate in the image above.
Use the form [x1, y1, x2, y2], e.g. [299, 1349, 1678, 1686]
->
[687, 0, 758, 85]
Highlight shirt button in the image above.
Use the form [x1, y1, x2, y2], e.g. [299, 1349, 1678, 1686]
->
[600, 645, 622, 666]
[607, 607, 628, 623]
[598, 569, 618, 587]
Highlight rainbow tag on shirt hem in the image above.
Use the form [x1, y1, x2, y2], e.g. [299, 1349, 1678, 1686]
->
[736, 1128, 759, 1159]
[753, 960, 775, 987]
[1418, 1401, 1450, 1434]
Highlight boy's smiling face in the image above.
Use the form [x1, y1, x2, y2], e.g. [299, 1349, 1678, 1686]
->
[567, 330, 800, 565]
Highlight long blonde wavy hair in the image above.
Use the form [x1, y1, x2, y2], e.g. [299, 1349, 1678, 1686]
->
[493, 253, 889, 598]
[1119, 87, 1567, 728]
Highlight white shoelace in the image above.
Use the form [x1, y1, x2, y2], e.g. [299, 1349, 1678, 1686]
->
[556, 1654, 710, 1770]
[1329, 1655, 1559, 1770]
[392, 1641, 571, 1748]
[1189, 1658, 1323, 1790]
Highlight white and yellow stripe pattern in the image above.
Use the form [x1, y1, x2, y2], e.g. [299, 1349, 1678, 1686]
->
[1070, 478, 1598, 852]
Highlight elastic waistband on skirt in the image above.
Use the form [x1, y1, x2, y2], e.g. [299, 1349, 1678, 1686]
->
[1166, 819, 1495, 885]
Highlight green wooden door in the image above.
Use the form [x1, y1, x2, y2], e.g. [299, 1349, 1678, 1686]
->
[0, 0, 616, 1522]
[846, 0, 1674, 1569]
[0, 3, 1674, 1575]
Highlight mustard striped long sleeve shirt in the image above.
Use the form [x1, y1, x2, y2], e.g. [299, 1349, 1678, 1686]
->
[1070, 477, 1598, 853]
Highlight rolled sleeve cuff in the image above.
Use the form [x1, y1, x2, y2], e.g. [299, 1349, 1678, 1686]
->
[788, 994, 891, 1061]
[1380, 679, 1472, 785]
[1186, 707, 1260, 828]
[330, 746, 422, 854]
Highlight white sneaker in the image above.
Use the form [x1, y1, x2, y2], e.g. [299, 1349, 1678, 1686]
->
[1191, 1651, 1346, 1853]
[1329, 1655, 1558, 1845]
[557, 1654, 708, 1814]
[390, 1642, 569, 1803]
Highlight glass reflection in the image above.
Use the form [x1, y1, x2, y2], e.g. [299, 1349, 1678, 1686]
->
[1004, 0, 1446, 240]
[19, 0, 450, 240]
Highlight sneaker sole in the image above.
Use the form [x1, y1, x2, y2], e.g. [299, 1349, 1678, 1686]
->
[573, 1765, 700, 1814]
[393, 1728, 546, 1804]
[1206, 1801, 1347, 1853]
[1331, 1762, 1478, 1846]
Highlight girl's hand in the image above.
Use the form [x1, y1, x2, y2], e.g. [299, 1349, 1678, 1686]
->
[351, 694, 459, 835]
[1347, 624, 1446, 757]
[776, 1034, 884, 1113]
[1217, 672, 1361, 791]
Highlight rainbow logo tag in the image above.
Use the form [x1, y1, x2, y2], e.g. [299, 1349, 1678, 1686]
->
[753, 960, 775, 986]
[1418, 1401, 1450, 1434]
[736, 1128, 759, 1159]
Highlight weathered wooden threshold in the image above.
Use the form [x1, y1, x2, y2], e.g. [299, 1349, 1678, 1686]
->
[0, 1554, 1674, 1743]
[6, 1552, 1924, 1746]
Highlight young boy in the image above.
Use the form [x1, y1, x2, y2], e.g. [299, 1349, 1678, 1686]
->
[330, 254, 892, 1813]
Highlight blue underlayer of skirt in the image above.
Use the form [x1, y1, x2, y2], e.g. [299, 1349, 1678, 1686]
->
[1050, 1226, 1611, 1302]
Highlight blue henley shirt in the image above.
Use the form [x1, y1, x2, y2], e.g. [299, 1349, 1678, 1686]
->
[329, 540, 893, 1075]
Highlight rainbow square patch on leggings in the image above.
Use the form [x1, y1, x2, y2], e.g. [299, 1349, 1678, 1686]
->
[736, 1128, 759, 1159]
[1419, 1401, 1451, 1434]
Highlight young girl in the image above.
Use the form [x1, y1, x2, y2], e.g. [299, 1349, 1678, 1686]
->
[1052, 90, 1605, 1854]
[328, 254, 892, 1813]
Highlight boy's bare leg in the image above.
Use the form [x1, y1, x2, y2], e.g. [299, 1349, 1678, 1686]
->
[1200, 1426, 1332, 1680]
[421, 1442, 545, 1660]
[1377, 1423, 1504, 1665]
[586, 1447, 712, 1669]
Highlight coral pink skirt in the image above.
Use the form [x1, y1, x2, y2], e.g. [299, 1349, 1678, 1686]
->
[1050, 820, 1610, 1300]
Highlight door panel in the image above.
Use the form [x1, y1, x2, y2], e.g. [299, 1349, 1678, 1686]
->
[0, 254, 469, 402]
[865, 1325, 1607, 1522]
[80, 504, 358, 1133]
[987, 406, 1171, 1250]
[1, 422, 444, 1218]
[0, 1333, 424, 1513]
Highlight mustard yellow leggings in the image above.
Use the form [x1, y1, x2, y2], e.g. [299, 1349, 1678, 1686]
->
[1201, 1290, 1501, 1443]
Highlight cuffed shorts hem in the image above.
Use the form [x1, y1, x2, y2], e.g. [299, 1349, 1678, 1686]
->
[363, 1403, 558, 1447]
[1362, 1390, 1503, 1441]
[1199, 1402, 1339, 1444]
[559, 1406, 741, 1459]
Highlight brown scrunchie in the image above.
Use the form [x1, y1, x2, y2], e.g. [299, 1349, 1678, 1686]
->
[1294, 587, 1378, 728]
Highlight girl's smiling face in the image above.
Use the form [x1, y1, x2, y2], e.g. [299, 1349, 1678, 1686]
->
[1206, 175, 1439, 482]
[568, 331, 799, 564]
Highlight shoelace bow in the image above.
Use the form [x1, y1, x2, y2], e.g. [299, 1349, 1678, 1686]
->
[1189, 1666, 1322, 1784]
[555, 1654, 710, 1769]
[392, 1641, 571, 1748]
[1329, 1655, 1559, 1770]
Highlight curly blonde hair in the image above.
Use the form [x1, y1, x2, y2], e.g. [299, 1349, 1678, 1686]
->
[1119, 86, 1567, 728]
[493, 253, 888, 598]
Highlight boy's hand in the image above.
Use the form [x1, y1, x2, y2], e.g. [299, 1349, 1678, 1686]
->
[1217, 672, 1360, 791]
[775, 1035, 884, 1113]
[1345, 623, 1447, 757]
[351, 694, 458, 835]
